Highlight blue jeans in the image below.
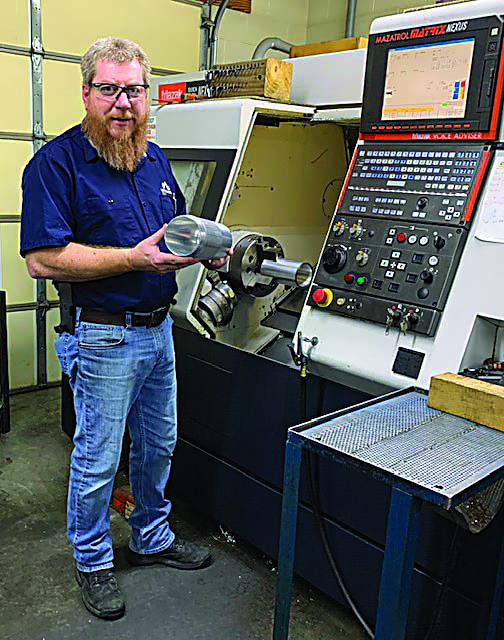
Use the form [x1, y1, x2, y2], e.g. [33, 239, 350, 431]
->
[55, 309, 177, 572]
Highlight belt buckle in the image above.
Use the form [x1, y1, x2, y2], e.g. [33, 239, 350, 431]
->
[149, 308, 165, 328]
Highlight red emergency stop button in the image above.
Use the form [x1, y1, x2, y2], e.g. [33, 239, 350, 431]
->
[312, 288, 333, 307]
[397, 233, 407, 243]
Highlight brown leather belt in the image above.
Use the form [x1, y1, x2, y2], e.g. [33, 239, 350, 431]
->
[80, 307, 168, 328]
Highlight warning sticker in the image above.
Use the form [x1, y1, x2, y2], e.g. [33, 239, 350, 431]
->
[146, 114, 157, 141]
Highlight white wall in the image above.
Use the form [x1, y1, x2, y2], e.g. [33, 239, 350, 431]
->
[307, 0, 459, 43]
[217, 0, 309, 62]
[217, 0, 462, 63]
[307, 0, 348, 43]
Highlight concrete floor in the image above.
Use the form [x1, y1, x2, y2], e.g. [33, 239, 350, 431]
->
[0, 387, 368, 640]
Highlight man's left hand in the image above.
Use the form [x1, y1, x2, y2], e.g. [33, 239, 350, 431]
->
[200, 248, 233, 271]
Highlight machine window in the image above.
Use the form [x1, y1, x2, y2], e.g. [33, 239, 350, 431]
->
[170, 160, 217, 216]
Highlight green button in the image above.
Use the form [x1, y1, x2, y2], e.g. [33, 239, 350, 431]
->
[356, 276, 366, 286]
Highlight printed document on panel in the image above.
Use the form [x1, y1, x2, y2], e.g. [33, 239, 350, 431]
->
[475, 152, 504, 244]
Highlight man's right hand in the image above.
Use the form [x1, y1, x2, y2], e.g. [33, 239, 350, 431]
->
[129, 225, 200, 273]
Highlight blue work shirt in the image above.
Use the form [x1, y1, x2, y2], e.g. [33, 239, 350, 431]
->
[20, 124, 186, 312]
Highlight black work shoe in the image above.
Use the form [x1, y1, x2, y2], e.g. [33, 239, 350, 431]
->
[75, 568, 125, 620]
[126, 538, 212, 570]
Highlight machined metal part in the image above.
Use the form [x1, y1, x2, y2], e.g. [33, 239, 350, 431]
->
[165, 214, 232, 259]
[199, 280, 237, 327]
[259, 259, 313, 288]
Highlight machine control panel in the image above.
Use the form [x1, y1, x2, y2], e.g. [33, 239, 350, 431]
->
[309, 141, 490, 337]
[340, 142, 487, 226]
[307, 284, 439, 336]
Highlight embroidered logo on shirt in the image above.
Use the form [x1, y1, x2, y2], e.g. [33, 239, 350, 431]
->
[160, 181, 172, 197]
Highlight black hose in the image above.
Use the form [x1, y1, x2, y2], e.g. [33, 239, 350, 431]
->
[303, 451, 375, 638]
[422, 524, 461, 640]
[298, 365, 374, 638]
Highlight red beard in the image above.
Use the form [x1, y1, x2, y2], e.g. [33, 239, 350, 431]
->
[81, 110, 148, 172]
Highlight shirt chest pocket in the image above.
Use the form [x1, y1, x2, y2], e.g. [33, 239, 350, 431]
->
[80, 196, 137, 246]
[159, 194, 176, 222]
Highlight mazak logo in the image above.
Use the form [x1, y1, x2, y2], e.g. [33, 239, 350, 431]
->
[161, 88, 182, 102]
[160, 181, 173, 196]
[158, 81, 187, 104]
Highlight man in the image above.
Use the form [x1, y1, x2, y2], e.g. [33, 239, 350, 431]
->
[20, 37, 230, 621]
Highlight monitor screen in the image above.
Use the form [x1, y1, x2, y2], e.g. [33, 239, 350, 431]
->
[382, 38, 475, 121]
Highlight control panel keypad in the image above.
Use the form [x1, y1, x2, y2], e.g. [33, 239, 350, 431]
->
[341, 142, 486, 225]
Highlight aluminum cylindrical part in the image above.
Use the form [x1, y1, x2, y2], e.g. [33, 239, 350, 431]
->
[259, 259, 313, 288]
[164, 214, 232, 260]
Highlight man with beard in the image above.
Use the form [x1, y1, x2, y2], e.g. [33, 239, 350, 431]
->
[20, 37, 230, 621]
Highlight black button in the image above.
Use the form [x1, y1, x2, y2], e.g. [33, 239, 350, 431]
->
[489, 41, 498, 53]
[372, 279, 383, 290]
[417, 287, 430, 299]
[406, 273, 418, 283]
[388, 283, 400, 293]
[412, 254, 424, 264]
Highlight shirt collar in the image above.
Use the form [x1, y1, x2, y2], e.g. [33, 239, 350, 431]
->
[81, 134, 99, 163]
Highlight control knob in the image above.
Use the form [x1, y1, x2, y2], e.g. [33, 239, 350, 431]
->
[356, 250, 369, 267]
[433, 235, 446, 250]
[390, 308, 403, 322]
[333, 220, 346, 236]
[349, 222, 364, 239]
[322, 245, 348, 274]
[417, 197, 429, 210]
[420, 270, 434, 284]
[407, 312, 420, 325]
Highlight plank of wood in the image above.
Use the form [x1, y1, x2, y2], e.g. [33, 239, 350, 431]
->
[210, 58, 292, 102]
[428, 372, 504, 432]
[290, 36, 368, 58]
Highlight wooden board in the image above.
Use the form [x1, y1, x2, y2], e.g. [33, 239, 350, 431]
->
[192, 0, 251, 13]
[210, 58, 292, 102]
[428, 372, 504, 432]
[290, 36, 368, 58]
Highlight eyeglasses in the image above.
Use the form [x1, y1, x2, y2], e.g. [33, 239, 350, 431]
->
[90, 83, 149, 100]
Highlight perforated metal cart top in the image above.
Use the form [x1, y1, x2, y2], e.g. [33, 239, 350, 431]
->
[273, 388, 504, 640]
[297, 389, 504, 509]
